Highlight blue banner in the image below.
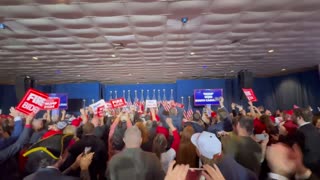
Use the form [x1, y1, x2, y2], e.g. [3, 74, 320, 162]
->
[193, 89, 223, 106]
[49, 93, 68, 110]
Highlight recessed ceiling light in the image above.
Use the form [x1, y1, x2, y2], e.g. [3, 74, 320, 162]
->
[77, 75, 81, 77]
[230, 70, 234, 73]
[32, 56, 38, 60]
[190, 52, 195, 55]
[268, 49, 274, 53]
[281, 68, 286, 71]
[111, 54, 116, 58]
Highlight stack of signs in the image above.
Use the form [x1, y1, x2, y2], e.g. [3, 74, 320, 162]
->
[145, 100, 157, 108]
[16, 89, 49, 115]
[89, 99, 106, 117]
[242, 88, 258, 102]
[110, 97, 127, 109]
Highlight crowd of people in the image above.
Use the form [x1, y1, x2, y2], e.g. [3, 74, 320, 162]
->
[0, 97, 320, 180]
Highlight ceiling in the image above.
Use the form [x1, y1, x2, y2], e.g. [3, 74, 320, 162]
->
[0, 0, 319, 85]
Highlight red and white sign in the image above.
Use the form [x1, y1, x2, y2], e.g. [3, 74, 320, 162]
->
[110, 98, 127, 109]
[16, 89, 49, 115]
[242, 88, 258, 102]
[90, 99, 106, 117]
[44, 97, 60, 110]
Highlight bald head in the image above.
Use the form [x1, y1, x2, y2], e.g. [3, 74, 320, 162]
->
[123, 126, 142, 148]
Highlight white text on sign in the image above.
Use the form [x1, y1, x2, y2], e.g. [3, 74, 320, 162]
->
[26, 93, 47, 106]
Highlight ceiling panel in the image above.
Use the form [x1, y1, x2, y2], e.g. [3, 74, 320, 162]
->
[0, 0, 319, 84]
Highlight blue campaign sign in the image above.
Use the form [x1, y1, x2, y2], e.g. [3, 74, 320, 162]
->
[193, 89, 223, 106]
[49, 93, 68, 109]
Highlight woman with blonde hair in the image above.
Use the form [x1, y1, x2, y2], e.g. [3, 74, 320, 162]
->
[176, 125, 198, 168]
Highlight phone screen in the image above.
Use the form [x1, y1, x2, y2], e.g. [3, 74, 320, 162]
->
[84, 147, 92, 155]
[186, 168, 204, 180]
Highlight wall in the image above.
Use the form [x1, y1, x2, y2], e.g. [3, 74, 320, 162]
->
[0, 69, 319, 114]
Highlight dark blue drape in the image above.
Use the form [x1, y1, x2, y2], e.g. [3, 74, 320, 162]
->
[0, 70, 319, 114]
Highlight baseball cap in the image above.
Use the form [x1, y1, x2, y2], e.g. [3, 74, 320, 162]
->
[191, 131, 221, 159]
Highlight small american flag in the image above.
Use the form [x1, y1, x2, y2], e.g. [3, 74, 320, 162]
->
[184, 103, 193, 119]
[162, 101, 172, 111]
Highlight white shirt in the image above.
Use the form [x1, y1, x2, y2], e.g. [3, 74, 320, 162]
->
[268, 173, 289, 180]
[161, 148, 176, 172]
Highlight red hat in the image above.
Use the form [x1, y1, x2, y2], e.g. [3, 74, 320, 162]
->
[285, 110, 294, 115]
[211, 112, 217, 118]
[156, 126, 169, 139]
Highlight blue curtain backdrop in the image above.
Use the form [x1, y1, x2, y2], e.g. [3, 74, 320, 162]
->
[0, 70, 319, 114]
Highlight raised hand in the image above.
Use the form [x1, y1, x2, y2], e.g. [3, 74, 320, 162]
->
[165, 161, 189, 180]
[9, 107, 19, 117]
[248, 101, 253, 107]
[202, 164, 225, 180]
[26, 113, 35, 125]
[80, 152, 94, 171]
[231, 103, 236, 110]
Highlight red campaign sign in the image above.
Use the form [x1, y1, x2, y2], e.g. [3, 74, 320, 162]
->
[44, 97, 60, 110]
[110, 98, 127, 109]
[242, 88, 258, 102]
[97, 106, 105, 117]
[16, 89, 49, 115]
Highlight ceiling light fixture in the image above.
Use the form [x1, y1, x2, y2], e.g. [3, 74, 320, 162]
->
[32, 56, 38, 60]
[77, 75, 81, 77]
[111, 54, 116, 58]
[179, 72, 183, 74]
[281, 68, 286, 71]
[268, 49, 274, 53]
[230, 70, 234, 73]
[190, 52, 195, 55]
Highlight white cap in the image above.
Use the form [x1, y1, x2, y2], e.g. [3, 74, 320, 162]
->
[191, 131, 221, 159]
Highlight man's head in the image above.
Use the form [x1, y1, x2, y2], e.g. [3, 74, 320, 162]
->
[123, 126, 142, 148]
[169, 107, 178, 116]
[191, 131, 221, 165]
[217, 108, 228, 121]
[32, 119, 44, 131]
[82, 122, 95, 135]
[293, 108, 313, 125]
[236, 116, 254, 136]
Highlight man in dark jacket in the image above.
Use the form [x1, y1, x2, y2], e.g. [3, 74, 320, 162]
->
[293, 108, 320, 176]
[62, 122, 107, 180]
[107, 126, 165, 180]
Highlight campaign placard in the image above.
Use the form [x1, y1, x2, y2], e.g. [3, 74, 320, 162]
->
[89, 99, 106, 117]
[48, 93, 68, 109]
[146, 100, 157, 108]
[44, 97, 60, 110]
[110, 98, 127, 109]
[16, 89, 49, 115]
[194, 89, 223, 106]
[242, 88, 258, 102]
